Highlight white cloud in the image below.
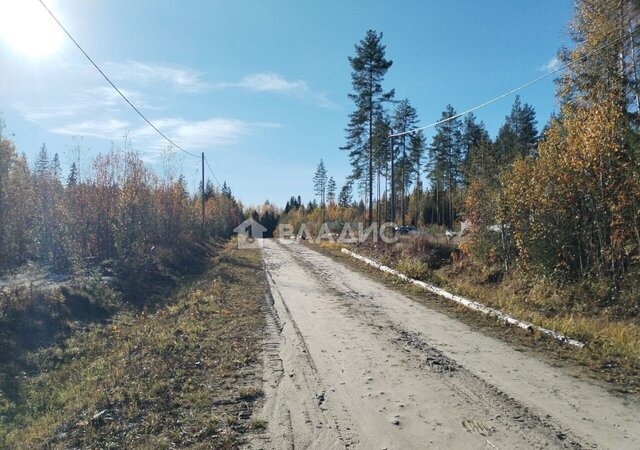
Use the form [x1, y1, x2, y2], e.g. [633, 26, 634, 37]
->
[12, 103, 84, 121]
[310, 92, 340, 110]
[16, 89, 280, 148]
[52, 119, 130, 140]
[11, 62, 286, 152]
[46, 116, 280, 151]
[218, 72, 339, 109]
[13, 86, 156, 124]
[104, 60, 209, 92]
[539, 56, 561, 73]
[131, 117, 249, 148]
[218, 72, 306, 92]
[90, 87, 157, 109]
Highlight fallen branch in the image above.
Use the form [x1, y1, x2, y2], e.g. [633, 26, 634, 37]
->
[340, 248, 585, 348]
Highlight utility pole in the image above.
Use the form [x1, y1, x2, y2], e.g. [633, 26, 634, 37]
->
[322, 186, 325, 225]
[390, 136, 395, 224]
[201, 152, 205, 230]
[401, 134, 405, 227]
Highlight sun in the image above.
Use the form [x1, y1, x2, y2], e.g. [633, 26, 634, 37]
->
[0, 0, 64, 59]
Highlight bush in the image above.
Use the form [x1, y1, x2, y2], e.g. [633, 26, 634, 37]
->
[407, 235, 455, 269]
[396, 259, 433, 282]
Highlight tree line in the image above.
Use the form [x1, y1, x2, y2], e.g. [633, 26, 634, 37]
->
[297, 0, 639, 286]
[277, 90, 540, 236]
[0, 132, 244, 294]
[340, 29, 543, 231]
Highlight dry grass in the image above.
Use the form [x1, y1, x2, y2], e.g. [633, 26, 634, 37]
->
[0, 244, 267, 449]
[438, 264, 640, 384]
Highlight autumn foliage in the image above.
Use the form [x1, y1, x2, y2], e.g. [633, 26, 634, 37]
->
[0, 138, 243, 293]
[466, 0, 640, 285]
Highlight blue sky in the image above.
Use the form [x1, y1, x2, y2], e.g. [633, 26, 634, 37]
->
[0, 0, 573, 207]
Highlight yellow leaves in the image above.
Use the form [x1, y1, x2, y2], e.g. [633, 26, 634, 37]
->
[500, 81, 638, 274]
[474, 0, 640, 276]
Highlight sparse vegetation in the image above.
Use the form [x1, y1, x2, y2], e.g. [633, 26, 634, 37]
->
[0, 244, 267, 449]
[0, 131, 258, 448]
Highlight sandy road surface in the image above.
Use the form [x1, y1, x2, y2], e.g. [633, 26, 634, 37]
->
[248, 239, 640, 450]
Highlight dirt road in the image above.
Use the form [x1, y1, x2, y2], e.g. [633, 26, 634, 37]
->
[249, 239, 640, 449]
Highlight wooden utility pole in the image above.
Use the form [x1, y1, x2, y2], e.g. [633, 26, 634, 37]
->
[376, 164, 381, 226]
[401, 144, 406, 227]
[201, 152, 205, 229]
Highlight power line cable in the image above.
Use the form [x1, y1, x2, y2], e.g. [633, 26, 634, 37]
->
[204, 156, 223, 188]
[389, 30, 635, 138]
[36, 0, 200, 159]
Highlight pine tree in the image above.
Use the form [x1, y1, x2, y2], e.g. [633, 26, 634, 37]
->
[313, 159, 328, 208]
[204, 179, 215, 201]
[512, 98, 538, 158]
[409, 130, 426, 223]
[461, 113, 493, 184]
[34, 144, 50, 179]
[260, 202, 278, 238]
[338, 180, 353, 208]
[327, 176, 337, 205]
[428, 105, 463, 228]
[51, 153, 61, 180]
[313, 159, 328, 223]
[221, 181, 233, 199]
[393, 99, 420, 225]
[344, 30, 394, 225]
[67, 162, 78, 187]
[307, 200, 317, 212]
[284, 195, 303, 213]
[34, 144, 53, 263]
[372, 112, 391, 223]
[495, 96, 538, 166]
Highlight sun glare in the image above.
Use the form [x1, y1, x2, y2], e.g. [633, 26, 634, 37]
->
[0, 0, 64, 59]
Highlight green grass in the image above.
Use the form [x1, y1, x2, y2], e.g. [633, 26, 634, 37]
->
[0, 244, 268, 449]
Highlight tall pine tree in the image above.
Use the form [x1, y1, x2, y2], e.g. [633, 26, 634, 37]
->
[428, 105, 463, 228]
[344, 30, 394, 225]
[393, 99, 420, 225]
[327, 176, 337, 205]
[313, 159, 328, 222]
